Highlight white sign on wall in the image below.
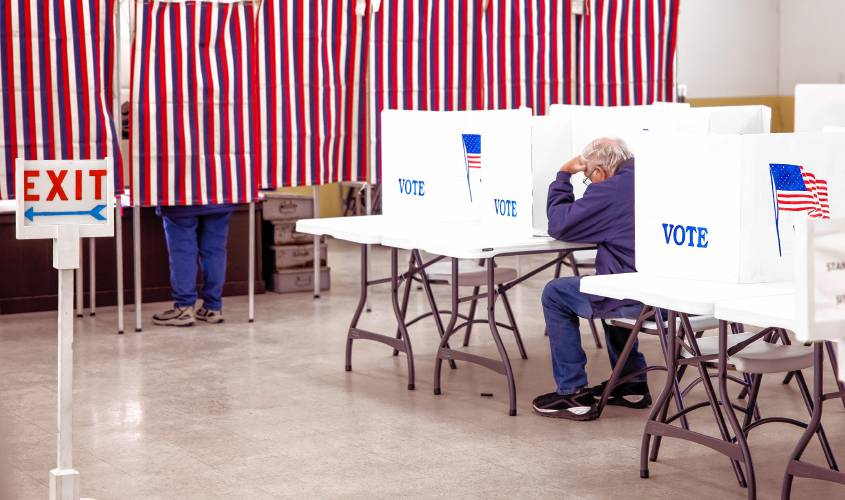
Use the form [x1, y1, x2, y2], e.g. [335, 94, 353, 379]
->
[636, 132, 845, 283]
[381, 108, 533, 235]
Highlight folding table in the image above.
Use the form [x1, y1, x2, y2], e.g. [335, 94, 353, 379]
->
[297, 215, 596, 415]
[714, 294, 845, 499]
[580, 273, 794, 496]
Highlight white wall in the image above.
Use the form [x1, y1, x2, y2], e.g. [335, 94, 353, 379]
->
[677, 0, 780, 98]
[779, 0, 845, 95]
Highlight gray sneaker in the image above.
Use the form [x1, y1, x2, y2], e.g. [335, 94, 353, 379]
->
[196, 306, 224, 324]
[152, 305, 195, 327]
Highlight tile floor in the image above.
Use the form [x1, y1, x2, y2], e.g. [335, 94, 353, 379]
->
[1, 240, 843, 499]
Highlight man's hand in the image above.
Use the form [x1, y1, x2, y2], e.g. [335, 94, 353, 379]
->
[560, 155, 586, 174]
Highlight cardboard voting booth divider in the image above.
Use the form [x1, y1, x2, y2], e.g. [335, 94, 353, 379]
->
[636, 132, 845, 283]
[532, 103, 706, 235]
[795, 84, 845, 132]
[795, 217, 845, 344]
[381, 108, 534, 235]
[688, 105, 772, 134]
[15, 158, 114, 500]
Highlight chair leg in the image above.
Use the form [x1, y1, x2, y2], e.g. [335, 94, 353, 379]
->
[587, 318, 603, 349]
[499, 287, 527, 360]
[741, 374, 763, 431]
[462, 286, 480, 347]
[792, 369, 838, 471]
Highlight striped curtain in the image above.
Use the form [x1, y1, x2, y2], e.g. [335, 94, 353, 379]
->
[130, 0, 257, 207]
[371, 0, 485, 180]
[577, 0, 679, 106]
[482, 0, 577, 115]
[0, 0, 122, 200]
[257, 0, 369, 189]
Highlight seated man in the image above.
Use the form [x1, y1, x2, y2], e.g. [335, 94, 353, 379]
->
[533, 137, 649, 421]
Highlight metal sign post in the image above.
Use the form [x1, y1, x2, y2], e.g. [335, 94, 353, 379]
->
[15, 158, 115, 500]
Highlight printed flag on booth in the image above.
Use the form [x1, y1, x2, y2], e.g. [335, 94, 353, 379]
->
[131, 0, 257, 207]
[0, 0, 123, 200]
[769, 163, 831, 256]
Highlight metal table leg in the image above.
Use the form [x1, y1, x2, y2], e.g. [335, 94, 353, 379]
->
[75, 241, 84, 318]
[782, 342, 845, 499]
[88, 238, 96, 316]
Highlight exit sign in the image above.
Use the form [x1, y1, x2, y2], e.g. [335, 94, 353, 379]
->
[15, 158, 114, 241]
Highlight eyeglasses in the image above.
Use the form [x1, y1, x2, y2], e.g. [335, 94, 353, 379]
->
[582, 166, 599, 186]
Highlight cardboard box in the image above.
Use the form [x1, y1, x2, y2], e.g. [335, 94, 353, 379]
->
[636, 132, 845, 283]
[271, 243, 327, 270]
[271, 221, 319, 245]
[262, 193, 314, 221]
[272, 267, 331, 293]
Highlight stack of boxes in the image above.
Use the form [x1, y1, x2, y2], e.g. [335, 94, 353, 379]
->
[262, 193, 330, 293]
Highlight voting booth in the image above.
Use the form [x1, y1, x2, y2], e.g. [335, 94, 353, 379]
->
[531, 104, 771, 234]
[381, 108, 534, 235]
[795, 84, 845, 132]
[636, 132, 845, 283]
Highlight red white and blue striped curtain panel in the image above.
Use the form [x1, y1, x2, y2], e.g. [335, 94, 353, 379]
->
[577, 0, 680, 106]
[257, 0, 369, 189]
[0, 0, 122, 200]
[371, 0, 485, 180]
[482, 0, 577, 115]
[130, 0, 258, 207]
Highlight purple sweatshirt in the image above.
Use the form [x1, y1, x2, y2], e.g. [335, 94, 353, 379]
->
[546, 158, 640, 316]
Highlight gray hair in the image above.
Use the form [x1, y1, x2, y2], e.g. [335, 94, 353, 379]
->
[581, 137, 633, 177]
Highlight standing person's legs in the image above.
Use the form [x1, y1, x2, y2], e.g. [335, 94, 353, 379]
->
[154, 215, 199, 326]
[197, 211, 232, 313]
[541, 276, 594, 395]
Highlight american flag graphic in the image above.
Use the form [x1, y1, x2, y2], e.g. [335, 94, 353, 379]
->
[770, 163, 831, 256]
[130, 0, 257, 207]
[461, 133, 480, 202]
[0, 0, 122, 200]
[462, 133, 481, 169]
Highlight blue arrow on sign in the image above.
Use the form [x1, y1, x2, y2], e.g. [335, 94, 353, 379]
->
[25, 204, 107, 222]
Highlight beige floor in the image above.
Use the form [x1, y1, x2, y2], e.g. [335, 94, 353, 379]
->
[1, 240, 843, 499]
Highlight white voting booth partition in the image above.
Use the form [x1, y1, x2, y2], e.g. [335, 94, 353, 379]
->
[796, 218, 845, 382]
[381, 108, 534, 235]
[15, 158, 115, 500]
[531, 103, 771, 235]
[636, 132, 845, 283]
[795, 84, 845, 132]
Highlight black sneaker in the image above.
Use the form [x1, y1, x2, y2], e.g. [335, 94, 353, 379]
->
[590, 381, 652, 409]
[532, 388, 599, 421]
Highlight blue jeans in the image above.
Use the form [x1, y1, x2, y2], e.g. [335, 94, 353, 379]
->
[542, 276, 647, 395]
[162, 212, 232, 310]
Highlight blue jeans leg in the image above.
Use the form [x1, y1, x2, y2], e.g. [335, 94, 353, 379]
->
[541, 277, 594, 395]
[197, 212, 232, 311]
[162, 215, 199, 308]
[603, 305, 648, 383]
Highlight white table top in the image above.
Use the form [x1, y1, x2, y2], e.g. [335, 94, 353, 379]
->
[296, 215, 390, 244]
[713, 294, 794, 331]
[0, 199, 14, 214]
[381, 224, 594, 259]
[580, 273, 794, 316]
[296, 215, 595, 259]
